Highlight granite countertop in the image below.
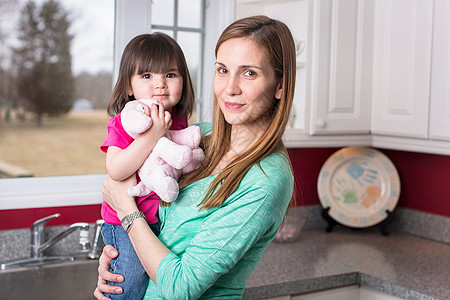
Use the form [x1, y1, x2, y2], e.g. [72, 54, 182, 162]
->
[243, 229, 450, 300]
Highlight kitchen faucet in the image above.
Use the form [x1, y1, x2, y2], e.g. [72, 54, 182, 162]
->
[1, 213, 93, 270]
[30, 213, 91, 258]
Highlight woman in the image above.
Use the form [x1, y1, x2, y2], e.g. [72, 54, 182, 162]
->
[95, 15, 297, 300]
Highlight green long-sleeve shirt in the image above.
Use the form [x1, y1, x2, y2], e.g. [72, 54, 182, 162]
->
[144, 124, 294, 299]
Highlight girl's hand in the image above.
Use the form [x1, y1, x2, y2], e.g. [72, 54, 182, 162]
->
[147, 102, 172, 139]
[93, 245, 124, 299]
[102, 174, 138, 220]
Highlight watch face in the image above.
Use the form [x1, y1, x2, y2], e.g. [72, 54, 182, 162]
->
[121, 212, 144, 232]
[122, 216, 131, 229]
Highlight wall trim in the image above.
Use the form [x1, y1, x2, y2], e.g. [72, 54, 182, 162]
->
[0, 174, 104, 210]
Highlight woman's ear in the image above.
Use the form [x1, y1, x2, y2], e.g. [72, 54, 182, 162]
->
[275, 81, 283, 100]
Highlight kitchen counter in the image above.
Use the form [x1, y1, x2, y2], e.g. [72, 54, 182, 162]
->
[243, 229, 450, 300]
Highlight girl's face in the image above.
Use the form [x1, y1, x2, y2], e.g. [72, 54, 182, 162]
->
[214, 37, 282, 131]
[129, 63, 183, 111]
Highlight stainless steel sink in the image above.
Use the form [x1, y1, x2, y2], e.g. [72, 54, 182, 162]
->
[1, 256, 75, 270]
[0, 258, 98, 300]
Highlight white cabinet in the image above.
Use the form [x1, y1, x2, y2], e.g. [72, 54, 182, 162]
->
[236, 0, 309, 132]
[370, 0, 450, 154]
[235, 0, 372, 148]
[260, 285, 403, 300]
[371, 0, 433, 139]
[291, 285, 359, 300]
[234, 0, 450, 154]
[429, 0, 450, 141]
[308, 0, 372, 135]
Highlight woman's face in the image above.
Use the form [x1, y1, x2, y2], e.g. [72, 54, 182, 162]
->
[214, 37, 282, 130]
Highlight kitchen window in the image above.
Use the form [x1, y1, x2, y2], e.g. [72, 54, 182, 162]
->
[0, 0, 114, 179]
[150, 0, 205, 123]
[0, 0, 210, 210]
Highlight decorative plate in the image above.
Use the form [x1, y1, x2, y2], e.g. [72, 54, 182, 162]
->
[317, 147, 400, 228]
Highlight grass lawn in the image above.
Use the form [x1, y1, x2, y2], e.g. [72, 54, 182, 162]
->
[0, 109, 109, 177]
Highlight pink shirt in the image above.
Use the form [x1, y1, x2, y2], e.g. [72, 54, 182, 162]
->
[100, 109, 188, 225]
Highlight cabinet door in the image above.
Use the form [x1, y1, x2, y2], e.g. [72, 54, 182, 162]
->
[429, 0, 450, 141]
[371, 0, 433, 138]
[309, 0, 372, 135]
[292, 285, 359, 300]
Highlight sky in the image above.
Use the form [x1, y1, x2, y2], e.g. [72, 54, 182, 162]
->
[1, 0, 203, 76]
[1, 0, 114, 75]
[61, 0, 114, 75]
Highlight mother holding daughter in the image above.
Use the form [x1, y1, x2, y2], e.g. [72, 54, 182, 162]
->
[95, 15, 297, 300]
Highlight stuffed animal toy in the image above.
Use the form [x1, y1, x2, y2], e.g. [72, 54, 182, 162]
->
[121, 99, 205, 203]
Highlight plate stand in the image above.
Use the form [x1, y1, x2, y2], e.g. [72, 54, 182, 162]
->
[321, 207, 395, 236]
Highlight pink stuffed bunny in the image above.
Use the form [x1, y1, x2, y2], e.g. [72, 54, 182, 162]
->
[121, 99, 205, 203]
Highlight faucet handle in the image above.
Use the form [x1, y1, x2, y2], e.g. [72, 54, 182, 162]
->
[32, 213, 61, 229]
[88, 219, 105, 259]
[76, 222, 91, 252]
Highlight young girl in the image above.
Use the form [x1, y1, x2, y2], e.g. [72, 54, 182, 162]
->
[99, 33, 195, 300]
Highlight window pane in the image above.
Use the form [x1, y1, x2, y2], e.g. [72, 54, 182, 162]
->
[177, 31, 202, 95]
[178, 0, 202, 28]
[151, 29, 174, 39]
[151, 0, 174, 26]
[0, 0, 114, 178]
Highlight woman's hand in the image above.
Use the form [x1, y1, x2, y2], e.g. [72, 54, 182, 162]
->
[93, 245, 124, 299]
[102, 174, 138, 220]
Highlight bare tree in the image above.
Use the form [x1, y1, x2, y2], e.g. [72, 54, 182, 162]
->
[14, 0, 75, 126]
[0, 0, 18, 122]
[75, 71, 112, 109]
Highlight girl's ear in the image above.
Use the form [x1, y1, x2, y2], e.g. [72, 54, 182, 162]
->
[275, 81, 283, 100]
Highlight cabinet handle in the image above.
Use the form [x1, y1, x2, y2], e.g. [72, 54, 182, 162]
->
[316, 119, 326, 129]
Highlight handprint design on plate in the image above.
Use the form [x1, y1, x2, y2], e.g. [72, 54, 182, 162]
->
[333, 159, 381, 210]
[347, 162, 378, 186]
[361, 185, 382, 208]
[334, 178, 358, 204]
[318, 147, 400, 228]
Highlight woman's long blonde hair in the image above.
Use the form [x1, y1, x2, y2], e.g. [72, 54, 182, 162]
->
[179, 16, 296, 209]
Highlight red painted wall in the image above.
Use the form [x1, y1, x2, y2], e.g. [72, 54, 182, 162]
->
[1, 147, 449, 230]
[0, 205, 102, 230]
[287, 148, 339, 207]
[287, 148, 450, 218]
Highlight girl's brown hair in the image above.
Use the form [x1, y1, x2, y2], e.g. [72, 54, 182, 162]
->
[107, 33, 195, 118]
[179, 16, 296, 209]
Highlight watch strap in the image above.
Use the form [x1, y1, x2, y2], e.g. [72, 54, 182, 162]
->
[121, 211, 146, 233]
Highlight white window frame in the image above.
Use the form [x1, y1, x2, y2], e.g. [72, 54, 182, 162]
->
[0, 0, 235, 210]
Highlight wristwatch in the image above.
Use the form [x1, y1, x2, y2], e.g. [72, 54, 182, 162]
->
[121, 211, 146, 233]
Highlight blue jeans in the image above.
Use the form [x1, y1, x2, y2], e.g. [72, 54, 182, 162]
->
[101, 222, 160, 300]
